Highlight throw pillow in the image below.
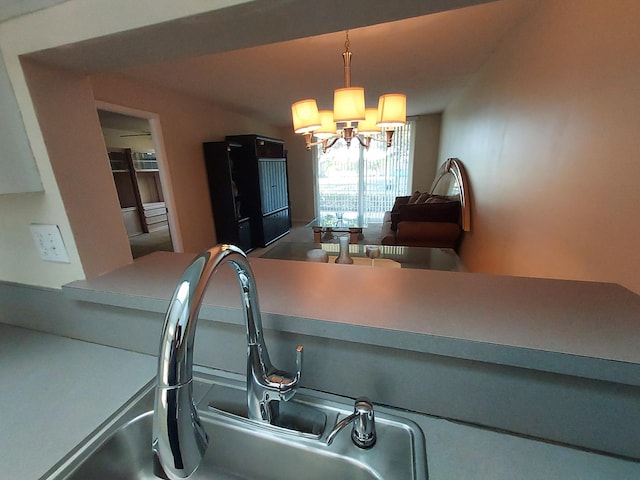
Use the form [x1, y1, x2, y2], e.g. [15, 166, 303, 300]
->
[407, 191, 422, 204]
[425, 194, 459, 203]
[415, 192, 431, 203]
[391, 196, 411, 214]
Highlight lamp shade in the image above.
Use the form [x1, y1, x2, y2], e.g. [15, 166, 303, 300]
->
[357, 108, 382, 135]
[333, 87, 366, 123]
[376, 94, 406, 127]
[292, 99, 321, 134]
[313, 110, 336, 140]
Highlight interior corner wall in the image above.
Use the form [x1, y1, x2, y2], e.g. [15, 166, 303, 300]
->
[281, 129, 316, 223]
[412, 113, 442, 192]
[439, 0, 640, 295]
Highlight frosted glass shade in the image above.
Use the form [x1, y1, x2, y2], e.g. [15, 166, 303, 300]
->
[333, 87, 366, 123]
[313, 110, 336, 139]
[292, 99, 321, 133]
[357, 108, 382, 135]
[376, 94, 407, 127]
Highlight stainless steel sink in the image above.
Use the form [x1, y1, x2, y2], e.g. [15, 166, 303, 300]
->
[41, 369, 428, 479]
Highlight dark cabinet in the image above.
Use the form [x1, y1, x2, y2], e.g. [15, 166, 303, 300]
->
[203, 141, 253, 251]
[203, 135, 291, 251]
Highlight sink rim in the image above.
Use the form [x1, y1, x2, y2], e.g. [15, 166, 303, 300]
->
[40, 367, 428, 480]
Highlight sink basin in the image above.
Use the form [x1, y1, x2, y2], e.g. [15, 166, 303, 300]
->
[42, 369, 428, 479]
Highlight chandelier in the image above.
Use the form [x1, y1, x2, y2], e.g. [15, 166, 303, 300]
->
[291, 32, 406, 153]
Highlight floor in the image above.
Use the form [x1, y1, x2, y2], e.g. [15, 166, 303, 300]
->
[127, 221, 383, 259]
[128, 226, 174, 259]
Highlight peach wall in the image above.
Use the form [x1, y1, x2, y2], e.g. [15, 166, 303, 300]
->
[282, 129, 316, 223]
[90, 74, 282, 254]
[22, 60, 133, 278]
[439, 0, 640, 295]
[21, 59, 283, 280]
[412, 114, 442, 192]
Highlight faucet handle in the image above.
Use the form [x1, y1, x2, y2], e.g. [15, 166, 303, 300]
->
[282, 345, 304, 387]
[295, 344, 303, 380]
[264, 345, 303, 391]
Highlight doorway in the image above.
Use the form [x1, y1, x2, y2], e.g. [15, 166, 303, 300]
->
[97, 108, 175, 258]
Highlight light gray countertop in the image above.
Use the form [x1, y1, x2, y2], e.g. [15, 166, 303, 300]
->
[1, 324, 638, 480]
[63, 252, 640, 386]
[0, 323, 157, 479]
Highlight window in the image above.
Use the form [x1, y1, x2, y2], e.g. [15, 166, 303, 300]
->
[314, 120, 415, 222]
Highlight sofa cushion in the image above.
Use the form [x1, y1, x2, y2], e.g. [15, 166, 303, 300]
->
[380, 219, 396, 245]
[390, 200, 461, 230]
[395, 221, 462, 249]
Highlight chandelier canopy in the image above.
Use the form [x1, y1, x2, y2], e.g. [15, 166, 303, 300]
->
[291, 32, 406, 152]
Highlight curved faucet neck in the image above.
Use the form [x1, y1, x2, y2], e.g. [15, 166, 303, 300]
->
[153, 245, 259, 479]
[152, 244, 302, 480]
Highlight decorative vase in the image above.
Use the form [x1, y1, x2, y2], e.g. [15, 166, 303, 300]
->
[335, 236, 354, 264]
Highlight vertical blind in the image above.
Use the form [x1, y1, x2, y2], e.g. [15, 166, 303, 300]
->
[258, 159, 288, 214]
[315, 120, 415, 222]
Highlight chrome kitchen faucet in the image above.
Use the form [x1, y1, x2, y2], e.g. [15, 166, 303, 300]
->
[152, 244, 302, 479]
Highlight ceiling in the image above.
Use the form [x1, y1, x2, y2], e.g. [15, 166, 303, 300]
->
[0, 0, 69, 22]
[97, 110, 150, 137]
[21, 0, 537, 128]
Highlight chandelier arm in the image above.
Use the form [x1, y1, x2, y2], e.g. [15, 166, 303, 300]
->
[363, 135, 387, 144]
[355, 135, 371, 150]
[323, 136, 341, 153]
[303, 134, 340, 151]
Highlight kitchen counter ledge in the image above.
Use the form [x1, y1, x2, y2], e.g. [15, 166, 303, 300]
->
[63, 251, 640, 387]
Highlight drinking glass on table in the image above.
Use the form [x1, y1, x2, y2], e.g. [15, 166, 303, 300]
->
[365, 245, 381, 267]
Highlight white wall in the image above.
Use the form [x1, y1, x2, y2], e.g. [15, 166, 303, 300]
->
[439, 0, 640, 295]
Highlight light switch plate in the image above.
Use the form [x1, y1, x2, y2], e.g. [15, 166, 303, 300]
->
[29, 224, 70, 263]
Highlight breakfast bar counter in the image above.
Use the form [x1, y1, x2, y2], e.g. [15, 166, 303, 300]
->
[62, 251, 640, 386]
[2, 250, 640, 465]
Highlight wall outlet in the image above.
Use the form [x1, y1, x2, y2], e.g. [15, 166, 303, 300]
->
[29, 224, 70, 263]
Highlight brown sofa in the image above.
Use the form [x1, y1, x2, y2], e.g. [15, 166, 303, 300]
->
[381, 158, 471, 250]
[381, 192, 463, 249]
